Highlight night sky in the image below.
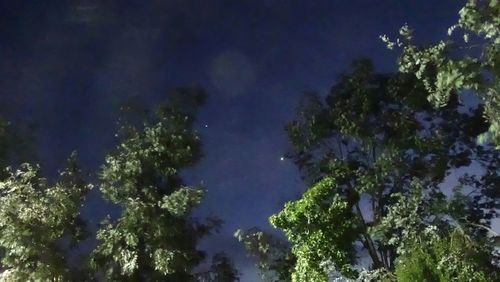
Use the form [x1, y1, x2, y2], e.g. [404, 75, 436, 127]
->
[0, 1, 465, 280]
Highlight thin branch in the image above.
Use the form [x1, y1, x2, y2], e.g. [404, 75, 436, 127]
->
[355, 204, 383, 268]
[465, 222, 499, 237]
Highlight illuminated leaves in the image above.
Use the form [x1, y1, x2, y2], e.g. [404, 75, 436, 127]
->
[270, 177, 358, 281]
[0, 155, 91, 281]
[160, 187, 204, 217]
[91, 94, 217, 280]
[385, 0, 500, 146]
[395, 229, 496, 281]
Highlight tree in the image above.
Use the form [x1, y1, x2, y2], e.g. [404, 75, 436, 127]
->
[268, 59, 499, 281]
[0, 153, 91, 281]
[375, 179, 498, 282]
[381, 0, 499, 146]
[0, 113, 35, 267]
[198, 253, 240, 282]
[395, 229, 494, 282]
[235, 228, 295, 282]
[90, 88, 225, 281]
[270, 176, 359, 281]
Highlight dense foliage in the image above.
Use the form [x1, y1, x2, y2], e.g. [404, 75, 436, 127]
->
[0, 154, 91, 281]
[266, 57, 498, 280]
[270, 175, 359, 281]
[0, 88, 239, 281]
[382, 0, 500, 146]
[252, 1, 500, 280]
[0, 1, 497, 282]
[90, 88, 228, 281]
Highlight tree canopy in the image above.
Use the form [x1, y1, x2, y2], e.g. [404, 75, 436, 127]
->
[0, 1, 498, 282]
[266, 57, 499, 281]
[381, 0, 500, 147]
[0, 88, 239, 281]
[251, 1, 500, 280]
[0, 154, 91, 281]
[90, 88, 230, 281]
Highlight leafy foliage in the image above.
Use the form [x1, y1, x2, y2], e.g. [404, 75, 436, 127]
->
[0, 2, 497, 281]
[382, 0, 500, 146]
[395, 228, 497, 282]
[270, 175, 359, 281]
[269, 58, 499, 280]
[235, 228, 295, 282]
[90, 88, 224, 281]
[0, 154, 91, 281]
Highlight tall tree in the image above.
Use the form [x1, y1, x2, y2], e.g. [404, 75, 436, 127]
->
[0, 153, 91, 281]
[381, 0, 499, 146]
[269, 59, 499, 281]
[90, 88, 224, 281]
